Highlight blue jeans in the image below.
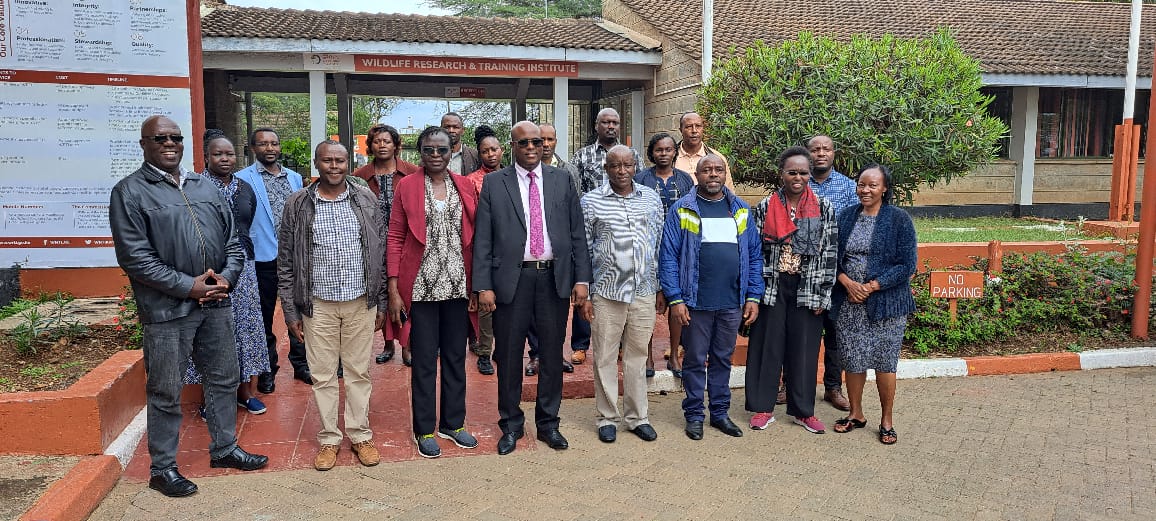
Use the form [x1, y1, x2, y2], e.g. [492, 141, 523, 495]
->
[141, 305, 240, 475]
[681, 307, 742, 422]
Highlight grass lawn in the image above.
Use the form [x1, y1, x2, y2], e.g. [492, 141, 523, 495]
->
[913, 216, 1095, 243]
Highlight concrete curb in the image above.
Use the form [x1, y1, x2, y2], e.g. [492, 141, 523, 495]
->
[104, 407, 147, 469]
[19, 455, 121, 521]
[644, 346, 1156, 393]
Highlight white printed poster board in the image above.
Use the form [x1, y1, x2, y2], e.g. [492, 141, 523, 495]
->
[0, 0, 195, 267]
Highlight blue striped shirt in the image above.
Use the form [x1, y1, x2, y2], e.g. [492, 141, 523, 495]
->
[580, 182, 665, 303]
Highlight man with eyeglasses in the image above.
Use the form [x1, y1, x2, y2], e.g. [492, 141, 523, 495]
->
[474, 121, 592, 455]
[235, 128, 310, 394]
[579, 145, 665, 444]
[441, 112, 480, 175]
[110, 115, 268, 498]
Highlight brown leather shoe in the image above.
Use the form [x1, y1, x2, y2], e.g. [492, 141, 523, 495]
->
[776, 386, 787, 405]
[824, 388, 851, 411]
[351, 440, 380, 467]
[314, 444, 339, 471]
[571, 350, 586, 365]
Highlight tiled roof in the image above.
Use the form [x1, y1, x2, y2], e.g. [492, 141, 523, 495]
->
[613, 0, 1156, 76]
[200, 7, 654, 52]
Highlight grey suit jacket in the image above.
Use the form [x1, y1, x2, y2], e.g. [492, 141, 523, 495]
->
[473, 163, 592, 304]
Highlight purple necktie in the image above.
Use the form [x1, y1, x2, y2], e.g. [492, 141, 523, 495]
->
[528, 171, 545, 258]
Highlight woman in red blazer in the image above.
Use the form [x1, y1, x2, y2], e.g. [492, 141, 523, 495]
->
[386, 126, 479, 459]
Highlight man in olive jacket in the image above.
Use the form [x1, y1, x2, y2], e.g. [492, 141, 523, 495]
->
[277, 140, 388, 470]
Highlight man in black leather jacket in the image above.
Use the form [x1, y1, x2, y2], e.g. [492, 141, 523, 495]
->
[109, 115, 268, 498]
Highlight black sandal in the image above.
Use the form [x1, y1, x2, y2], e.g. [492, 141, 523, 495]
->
[879, 426, 898, 445]
[833, 417, 867, 433]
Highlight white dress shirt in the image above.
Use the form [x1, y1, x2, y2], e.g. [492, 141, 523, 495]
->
[514, 161, 554, 261]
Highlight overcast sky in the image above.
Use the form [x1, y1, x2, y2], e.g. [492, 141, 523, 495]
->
[228, 0, 451, 15]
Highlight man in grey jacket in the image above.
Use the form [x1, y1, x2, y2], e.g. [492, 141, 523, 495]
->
[278, 140, 388, 471]
[109, 115, 268, 498]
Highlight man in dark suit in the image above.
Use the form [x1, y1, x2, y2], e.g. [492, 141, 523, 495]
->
[474, 120, 592, 455]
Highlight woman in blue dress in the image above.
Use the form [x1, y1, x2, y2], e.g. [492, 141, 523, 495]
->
[186, 129, 271, 415]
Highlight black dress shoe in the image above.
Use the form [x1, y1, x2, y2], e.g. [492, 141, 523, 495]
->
[375, 350, 394, 364]
[477, 357, 495, 375]
[525, 357, 538, 377]
[209, 446, 269, 471]
[536, 428, 569, 450]
[293, 370, 314, 385]
[685, 420, 704, 440]
[598, 425, 616, 443]
[148, 468, 198, 497]
[256, 372, 275, 394]
[710, 416, 744, 437]
[562, 360, 574, 373]
[497, 432, 523, 455]
[630, 423, 658, 441]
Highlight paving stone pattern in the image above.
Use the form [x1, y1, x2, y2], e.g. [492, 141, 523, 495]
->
[89, 367, 1156, 520]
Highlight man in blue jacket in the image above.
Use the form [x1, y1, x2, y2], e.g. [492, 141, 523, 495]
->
[659, 154, 763, 440]
[235, 128, 310, 393]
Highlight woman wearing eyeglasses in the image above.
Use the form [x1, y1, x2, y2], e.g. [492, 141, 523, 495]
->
[634, 132, 694, 378]
[745, 146, 839, 434]
[386, 126, 479, 458]
[184, 129, 271, 416]
[353, 124, 419, 367]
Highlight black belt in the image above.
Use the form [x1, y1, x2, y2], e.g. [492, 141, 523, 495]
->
[521, 260, 554, 270]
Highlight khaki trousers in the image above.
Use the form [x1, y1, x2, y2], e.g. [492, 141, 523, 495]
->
[590, 294, 656, 429]
[303, 297, 375, 445]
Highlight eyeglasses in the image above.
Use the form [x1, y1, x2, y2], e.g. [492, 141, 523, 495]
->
[144, 134, 184, 144]
[514, 138, 544, 148]
[420, 146, 451, 156]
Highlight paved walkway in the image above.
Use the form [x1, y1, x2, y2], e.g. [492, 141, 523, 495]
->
[91, 367, 1156, 520]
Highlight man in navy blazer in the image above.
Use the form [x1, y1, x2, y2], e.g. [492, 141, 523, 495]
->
[234, 128, 310, 393]
[474, 120, 592, 455]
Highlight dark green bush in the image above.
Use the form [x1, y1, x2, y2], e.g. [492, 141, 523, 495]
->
[906, 247, 1150, 355]
[698, 29, 1007, 204]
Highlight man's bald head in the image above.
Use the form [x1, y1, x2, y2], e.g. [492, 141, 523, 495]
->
[511, 120, 543, 171]
[594, 108, 621, 146]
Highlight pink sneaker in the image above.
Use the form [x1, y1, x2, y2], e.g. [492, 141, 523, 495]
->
[793, 415, 826, 434]
[750, 412, 775, 430]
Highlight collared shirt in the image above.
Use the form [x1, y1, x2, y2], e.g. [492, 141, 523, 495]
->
[310, 188, 366, 302]
[545, 153, 582, 195]
[515, 162, 554, 261]
[571, 142, 644, 195]
[808, 169, 858, 213]
[448, 148, 463, 175]
[258, 162, 293, 237]
[146, 163, 190, 188]
[581, 182, 664, 303]
[675, 143, 737, 192]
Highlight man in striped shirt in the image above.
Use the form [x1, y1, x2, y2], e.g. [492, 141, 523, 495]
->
[578, 145, 665, 443]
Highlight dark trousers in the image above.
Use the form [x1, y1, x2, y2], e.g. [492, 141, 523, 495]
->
[821, 311, 843, 390]
[526, 307, 590, 357]
[255, 260, 308, 375]
[681, 307, 741, 422]
[493, 266, 569, 434]
[409, 298, 468, 435]
[745, 273, 824, 416]
[142, 306, 239, 475]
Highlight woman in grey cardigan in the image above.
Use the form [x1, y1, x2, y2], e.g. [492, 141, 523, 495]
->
[830, 164, 917, 445]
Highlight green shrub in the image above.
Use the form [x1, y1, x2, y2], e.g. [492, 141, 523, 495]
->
[906, 246, 1148, 355]
[698, 29, 1007, 203]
